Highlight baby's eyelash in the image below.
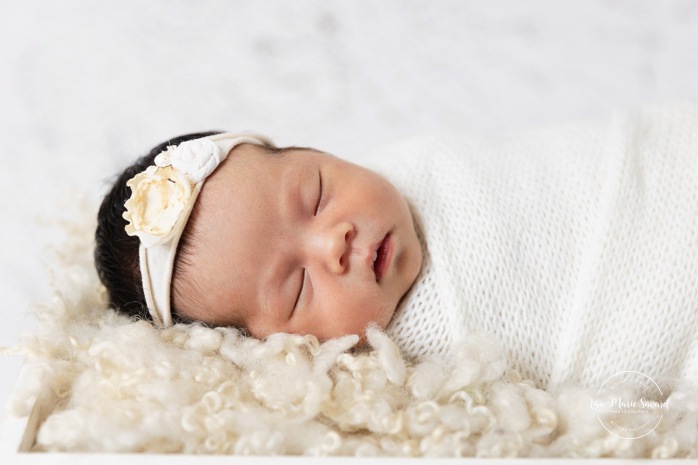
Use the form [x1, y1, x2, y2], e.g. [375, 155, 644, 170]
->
[314, 170, 323, 216]
[292, 269, 306, 315]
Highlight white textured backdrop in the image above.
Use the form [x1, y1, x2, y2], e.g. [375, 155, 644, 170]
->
[2, 0, 698, 430]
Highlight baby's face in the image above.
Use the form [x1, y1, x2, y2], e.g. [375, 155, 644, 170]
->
[174, 143, 422, 341]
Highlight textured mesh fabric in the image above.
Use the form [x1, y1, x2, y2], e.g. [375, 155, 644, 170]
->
[366, 102, 698, 393]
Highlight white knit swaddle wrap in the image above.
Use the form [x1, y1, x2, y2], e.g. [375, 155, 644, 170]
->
[365, 103, 698, 393]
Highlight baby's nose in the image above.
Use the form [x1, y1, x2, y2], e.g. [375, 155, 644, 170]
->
[308, 221, 354, 274]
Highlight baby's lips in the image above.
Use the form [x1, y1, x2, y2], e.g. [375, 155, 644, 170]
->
[369, 243, 379, 273]
[372, 233, 393, 282]
[367, 235, 384, 275]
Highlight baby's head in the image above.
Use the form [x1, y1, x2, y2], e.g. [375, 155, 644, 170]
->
[95, 132, 423, 342]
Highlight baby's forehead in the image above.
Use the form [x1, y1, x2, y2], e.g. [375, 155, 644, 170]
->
[192, 144, 323, 225]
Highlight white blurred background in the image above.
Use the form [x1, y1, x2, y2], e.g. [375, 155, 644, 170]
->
[2, 0, 698, 430]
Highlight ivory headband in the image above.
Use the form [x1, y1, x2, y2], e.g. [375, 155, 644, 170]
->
[122, 132, 273, 326]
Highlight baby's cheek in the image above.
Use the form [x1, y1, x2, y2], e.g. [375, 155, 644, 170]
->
[340, 300, 393, 346]
[345, 291, 395, 333]
[312, 281, 394, 340]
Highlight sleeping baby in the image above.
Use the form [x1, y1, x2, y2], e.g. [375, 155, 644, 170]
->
[95, 102, 698, 393]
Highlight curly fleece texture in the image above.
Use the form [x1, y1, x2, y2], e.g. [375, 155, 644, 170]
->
[6, 205, 698, 458]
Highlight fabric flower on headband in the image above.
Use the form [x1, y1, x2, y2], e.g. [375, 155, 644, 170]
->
[154, 139, 223, 183]
[122, 139, 223, 248]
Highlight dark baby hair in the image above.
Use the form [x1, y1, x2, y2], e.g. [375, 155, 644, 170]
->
[94, 131, 222, 322]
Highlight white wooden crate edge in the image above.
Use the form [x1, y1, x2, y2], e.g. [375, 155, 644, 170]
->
[1, 363, 695, 464]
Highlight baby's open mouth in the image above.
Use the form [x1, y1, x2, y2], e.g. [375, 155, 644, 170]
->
[372, 233, 392, 282]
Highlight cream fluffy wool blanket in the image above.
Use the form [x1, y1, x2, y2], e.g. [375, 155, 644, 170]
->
[372, 102, 698, 394]
[5, 109, 698, 457]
